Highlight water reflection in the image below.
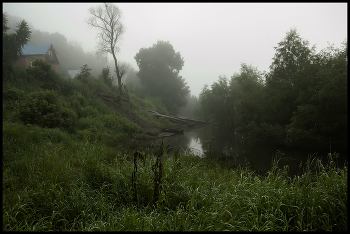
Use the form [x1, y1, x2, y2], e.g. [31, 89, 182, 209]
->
[154, 124, 346, 177]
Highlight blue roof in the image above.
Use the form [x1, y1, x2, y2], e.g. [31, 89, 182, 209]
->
[21, 44, 52, 55]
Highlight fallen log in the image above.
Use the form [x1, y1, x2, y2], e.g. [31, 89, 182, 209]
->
[140, 106, 207, 124]
[153, 113, 190, 124]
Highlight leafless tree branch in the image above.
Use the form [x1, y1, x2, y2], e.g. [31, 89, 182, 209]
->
[86, 3, 126, 92]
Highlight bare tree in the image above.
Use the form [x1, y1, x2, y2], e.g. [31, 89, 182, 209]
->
[86, 3, 127, 93]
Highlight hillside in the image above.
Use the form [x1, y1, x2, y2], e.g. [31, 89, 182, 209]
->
[3, 59, 347, 232]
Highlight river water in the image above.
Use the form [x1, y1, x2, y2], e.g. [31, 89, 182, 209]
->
[153, 124, 347, 177]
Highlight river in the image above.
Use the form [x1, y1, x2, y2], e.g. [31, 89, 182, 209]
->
[152, 124, 347, 177]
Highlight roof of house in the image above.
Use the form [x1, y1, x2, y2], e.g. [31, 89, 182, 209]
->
[21, 44, 52, 55]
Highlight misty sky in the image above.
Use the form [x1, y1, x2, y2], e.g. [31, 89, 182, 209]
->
[3, 3, 347, 97]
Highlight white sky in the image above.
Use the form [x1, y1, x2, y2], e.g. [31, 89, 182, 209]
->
[3, 2, 347, 97]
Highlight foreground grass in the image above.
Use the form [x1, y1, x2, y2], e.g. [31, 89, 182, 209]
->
[2, 122, 347, 231]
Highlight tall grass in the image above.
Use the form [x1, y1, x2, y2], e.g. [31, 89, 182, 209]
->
[3, 65, 347, 231]
[3, 123, 347, 231]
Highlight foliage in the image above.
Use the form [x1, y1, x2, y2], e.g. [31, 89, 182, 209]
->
[19, 90, 77, 132]
[2, 20, 348, 230]
[101, 66, 113, 86]
[25, 58, 61, 90]
[3, 13, 31, 79]
[135, 40, 190, 114]
[199, 76, 233, 127]
[2, 129, 348, 231]
[3, 13, 31, 62]
[198, 28, 347, 152]
[264, 28, 316, 127]
[286, 41, 348, 152]
[76, 64, 92, 83]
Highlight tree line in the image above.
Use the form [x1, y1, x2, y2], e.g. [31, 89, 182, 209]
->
[3, 4, 191, 116]
[198, 28, 347, 153]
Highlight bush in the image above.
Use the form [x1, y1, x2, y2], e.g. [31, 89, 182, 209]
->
[19, 90, 77, 132]
[26, 58, 60, 90]
[88, 97, 111, 115]
[2, 86, 26, 121]
[80, 105, 100, 118]
[61, 107, 78, 133]
[3, 86, 25, 101]
[20, 90, 61, 128]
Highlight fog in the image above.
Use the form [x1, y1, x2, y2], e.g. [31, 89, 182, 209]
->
[3, 3, 347, 97]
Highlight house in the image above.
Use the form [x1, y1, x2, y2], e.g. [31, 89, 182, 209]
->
[15, 44, 60, 71]
[68, 70, 81, 78]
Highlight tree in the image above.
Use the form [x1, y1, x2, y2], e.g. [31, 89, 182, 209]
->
[86, 3, 126, 93]
[199, 75, 233, 127]
[264, 28, 315, 126]
[230, 64, 265, 133]
[3, 13, 31, 69]
[101, 66, 113, 86]
[286, 41, 347, 152]
[134, 40, 189, 114]
[26, 58, 60, 90]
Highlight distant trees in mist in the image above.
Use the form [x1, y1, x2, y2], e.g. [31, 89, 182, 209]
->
[4, 12, 193, 117]
[134, 40, 190, 115]
[198, 28, 347, 153]
[4, 13, 120, 78]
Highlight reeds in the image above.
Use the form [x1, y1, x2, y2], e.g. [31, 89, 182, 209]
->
[2, 126, 347, 231]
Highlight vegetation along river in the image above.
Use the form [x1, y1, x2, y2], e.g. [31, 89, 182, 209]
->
[147, 124, 347, 177]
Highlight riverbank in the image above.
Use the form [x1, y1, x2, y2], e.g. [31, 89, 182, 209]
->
[3, 68, 347, 231]
[3, 125, 347, 231]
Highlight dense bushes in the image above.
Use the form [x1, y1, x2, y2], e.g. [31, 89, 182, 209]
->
[19, 90, 77, 133]
[26, 58, 61, 90]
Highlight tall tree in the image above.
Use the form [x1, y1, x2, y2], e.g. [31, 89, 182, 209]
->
[3, 13, 31, 67]
[86, 3, 127, 93]
[286, 41, 347, 152]
[230, 64, 265, 133]
[135, 40, 190, 114]
[265, 28, 315, 126]
[199, 76, 233, 127]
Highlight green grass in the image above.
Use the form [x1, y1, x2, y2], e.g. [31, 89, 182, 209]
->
[2, 122, 348, 231]
[3, 66, 347, 231]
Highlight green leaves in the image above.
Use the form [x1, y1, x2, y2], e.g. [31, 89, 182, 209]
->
[75, 64, 92, 83]
[15, 20, 31, 50]
[3, 13, 31, 66]
[134, 41, 189, 114]
[19, 90, 77, 132]
[198, 28, 347, 151]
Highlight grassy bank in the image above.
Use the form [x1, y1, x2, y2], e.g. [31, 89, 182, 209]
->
[2, 120, 347, 231]
[3, 66, 347, 231]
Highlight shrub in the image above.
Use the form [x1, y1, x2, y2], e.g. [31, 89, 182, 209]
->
[101, 66, 113, 87]
[2, 86, 26, 120]
[80, 105, 100, 118]
[88, 97, 111, 115]
[19, 90, 77, 132]
[3, 86, 25, 101]
[61, 107, 78, 133]
[20, 90, 62, 128]
[26, 58, 60, 90]
[76, 64, 92, 84]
